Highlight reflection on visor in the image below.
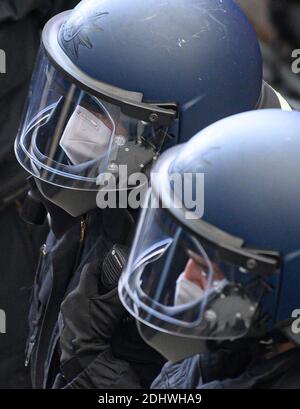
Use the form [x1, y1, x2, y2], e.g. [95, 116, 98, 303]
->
[120, 202, 273, 340]
[134, 238, 173, 270]
[15, 48, 176, 191]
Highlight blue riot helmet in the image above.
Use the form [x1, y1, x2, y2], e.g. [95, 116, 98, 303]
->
[15, 0, 263, 217]
[119, 110, 300, 362]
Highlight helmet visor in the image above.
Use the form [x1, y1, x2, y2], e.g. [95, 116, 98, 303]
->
[119, 193, 273, 340]
[15, 48, 175, 191]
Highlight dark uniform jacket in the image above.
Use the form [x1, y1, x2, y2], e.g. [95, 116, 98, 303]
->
[152, 347, 300, 389]
[27, 204, 164, 389]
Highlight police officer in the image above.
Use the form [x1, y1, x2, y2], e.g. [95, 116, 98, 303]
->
[14, 0, 290, 389]
[119, 109, 300, 389]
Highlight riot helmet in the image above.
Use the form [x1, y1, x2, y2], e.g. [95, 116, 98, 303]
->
[119, 110, 300, 361]
[15, 0, 263, 216]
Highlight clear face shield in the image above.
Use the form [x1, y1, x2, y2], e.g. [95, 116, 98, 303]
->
[119, 192, 280, 341]
[15, 48, 178, 191]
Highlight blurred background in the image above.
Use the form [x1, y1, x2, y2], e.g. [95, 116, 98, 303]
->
[236, 0, 300, 109]
[0, 0, 80, 389]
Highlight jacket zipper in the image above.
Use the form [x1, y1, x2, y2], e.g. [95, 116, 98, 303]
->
[80, 218, 86, 243]
[25, 243, 47, 367]
[42, 216, 87, 385]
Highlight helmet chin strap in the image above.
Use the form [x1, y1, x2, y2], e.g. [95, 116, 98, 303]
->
[264, 340, 296, 360]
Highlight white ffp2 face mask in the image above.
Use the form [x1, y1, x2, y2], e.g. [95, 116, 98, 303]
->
[174, 273, 204, 306]
[60, 105, 113, 165]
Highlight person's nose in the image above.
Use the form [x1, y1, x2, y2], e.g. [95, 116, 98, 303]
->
[183, 259, 208, 289]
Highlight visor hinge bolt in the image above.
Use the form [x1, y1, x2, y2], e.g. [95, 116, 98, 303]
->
[149, 113, 159, 123]
[108, 163, 119, 173]
[114, 135, 126, 146]
[204, 309, 217, 322]
[246, 259, 257, 270]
